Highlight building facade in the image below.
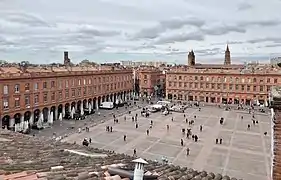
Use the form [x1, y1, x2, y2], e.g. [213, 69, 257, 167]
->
[167, 45, 280, 105]
[0, 65, 133, 129]
[137, 68, 165, 98]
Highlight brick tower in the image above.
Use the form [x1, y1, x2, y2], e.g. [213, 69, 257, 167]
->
[188, 50, 195, 66]
[224, 45, 231, 65]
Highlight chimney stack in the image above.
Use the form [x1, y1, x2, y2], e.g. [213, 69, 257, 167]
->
[132, 158, 148, 180]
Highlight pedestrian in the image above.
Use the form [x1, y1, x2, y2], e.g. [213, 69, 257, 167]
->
[192, 135, 195, 141]
[194, 135, 198, 142]
[194, 115, 196, 119]
[124, 116, 126, 121]
[181, 139, 184, 146]
[146, 129, 149, 135]
[219, 138, 222, 144]
[89, 138, 92, 143]
[256, 120, 258, 124]
[133, 148, 136, 156]
[171, 117, 174, 122]
[247, 124, 250, 130]
[241, 116, 243, 120]
[150, 120, 153, 125]
[124, 135, 127, 141]
[186, 147, 190, 156]
[264, 132, 267, 136]
[166, 125, 169, 130]
[185, 119, 188, 123]
[78, 128, 81, 133]
[184, 114, 186, 118]
[135, 123, 138, 129]
[216, 138, 218, 144]
[252, 119, 255, 125]
[132, 116, 134, 122]
[110, 126, 113, 132]
[200, 125, 203, 132]
[186, 133, 190, 139]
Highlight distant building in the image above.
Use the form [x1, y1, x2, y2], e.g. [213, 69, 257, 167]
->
[120, 60, 167, 67]
[270, 57, 281, 64]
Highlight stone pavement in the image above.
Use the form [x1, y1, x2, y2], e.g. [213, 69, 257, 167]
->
[63, 106, 272, 180]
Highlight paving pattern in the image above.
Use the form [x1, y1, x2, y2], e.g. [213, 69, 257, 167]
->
[63, 106, 272, 180]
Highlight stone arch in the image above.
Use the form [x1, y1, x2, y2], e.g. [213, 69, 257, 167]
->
[33, 109, 40, 123]
[106, 94, 110, 101]
[14, 113, 22, 124]
[102, 96, 105, 102]
[110, 94, 113, 102]
[2, 115, 10, 129]
[24, 111, 31, 122]
[88, 99, 92, 114]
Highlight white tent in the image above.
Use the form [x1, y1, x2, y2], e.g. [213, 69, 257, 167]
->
[14, 123, 19, 132]
[37, 113, 43, 128]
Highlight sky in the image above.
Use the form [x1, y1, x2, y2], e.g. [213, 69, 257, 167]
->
[0, 0, 281, 64]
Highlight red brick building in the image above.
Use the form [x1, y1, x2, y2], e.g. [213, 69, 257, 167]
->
[166, 46, 280, 105]
[0, 58, 133, 129]
[137, 67, 165, 98]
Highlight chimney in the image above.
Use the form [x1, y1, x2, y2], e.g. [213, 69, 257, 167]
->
[132, 158, 148, 180]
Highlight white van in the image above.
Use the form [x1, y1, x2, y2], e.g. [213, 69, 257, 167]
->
[99, 102, 114, 109]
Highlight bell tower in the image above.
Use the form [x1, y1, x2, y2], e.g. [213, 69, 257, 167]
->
[224, 45, 231, 65]
[188, 50, 195, 66]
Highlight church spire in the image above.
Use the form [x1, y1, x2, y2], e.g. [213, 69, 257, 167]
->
[224, 44, 231, 65]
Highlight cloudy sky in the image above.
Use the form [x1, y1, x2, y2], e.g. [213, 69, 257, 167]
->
[0, 0, 281, 64]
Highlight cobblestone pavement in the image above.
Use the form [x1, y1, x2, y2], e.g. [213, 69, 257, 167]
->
[63, 106, 272, 180]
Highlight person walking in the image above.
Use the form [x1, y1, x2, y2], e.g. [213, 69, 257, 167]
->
[180, 139, 184, 146]
[200, 125, 203, 132]
[146, 129, 149, 135]
[186, 147, 190, 156]
[133, 148, 137, 156]
[123, 135, 127, 141]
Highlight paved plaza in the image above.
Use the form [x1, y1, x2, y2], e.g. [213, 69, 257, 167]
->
[63, 106, 272, 180]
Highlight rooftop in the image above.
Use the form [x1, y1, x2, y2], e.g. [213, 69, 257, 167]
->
[0, 130, 241, 180]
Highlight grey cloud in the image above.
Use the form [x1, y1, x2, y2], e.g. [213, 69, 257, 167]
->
[0, 11, 53, 27]
[211, 41, 243, 45]
[264, 43, 281, 48]
[133, 17, 205, 39]
[195, 48, 223, 56]
[77, 26, 121, 37]
[154, 31, 204, 44]
[239, 19, 281, 27]
[247, 37, 281, 44]
[202, 25, 246, 36]
[237, 2, 252, 11]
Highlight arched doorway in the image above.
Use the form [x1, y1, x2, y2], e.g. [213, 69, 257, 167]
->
[113, 93, 117, 103]
[88, 99, 92, 114]
[106, 95, 109, 101]
[110, 94, 113, 102]
[65, 103, 70, 118]
[14, 113, 21, 124]
[50, 106, 56, 121]
[42, 107, 49, 123]
[102, 96, 105, 102]
[24, 111, 31, 122]
[98, 97, 101, 106]
[93, 97, 97, 109]
[34, 109, 40, 123]
[77, 100, 82, 114]
[58, 104, 63, 119]
[2, 115, 10, 129]
[83, 99, 88, 115]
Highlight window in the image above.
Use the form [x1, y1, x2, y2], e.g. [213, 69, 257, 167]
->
[267, 78, 271, 83]
[3, 98, 9, 109]
[247, 85, 250, 91]
[253, 86, 256, 91]
[25, 83, 30, 91]
[34, 83, 38, 90]
[3, 85, 8, 94]
[58, 81, 62, 89]
[200, 76, 203, 81]
[144, 75, 147, 79]
[229, 84, 233, 90]
[15, 97, 20, 108]
[43, 93, 48, 103]
[144, 80, 147, 84]
[34, 94, 39, 104]
[235, 78, 239, 83]
[78, 79, 81, 85]
[235, 85, 239, 90]
[72, 89, 75, 97]
[83, 87, 87, 95]
[241, 85, 245, 91]
[253, 78, 257, 83]
[260, 86, 264, 92]
[274, 79, 278, 83]
[14, 84, 20, 93]
[267, 86, 271, 92]
[58, 91, 62, 100]
[66, 80, 69, 88]
[51, 81, 55, 88]
[179, 76, 182, 80]
[89, 79, 92, 84]
[25, 96, 30, 105]
[43, 82, 47, 89]
[84, 79, 86, 85]
[65, 89, 69, 98]
[51, 92, 55, 101]
[72, 79, 75, 86]
[195, 76, 198, 80]
[78, 88, 81, 96]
